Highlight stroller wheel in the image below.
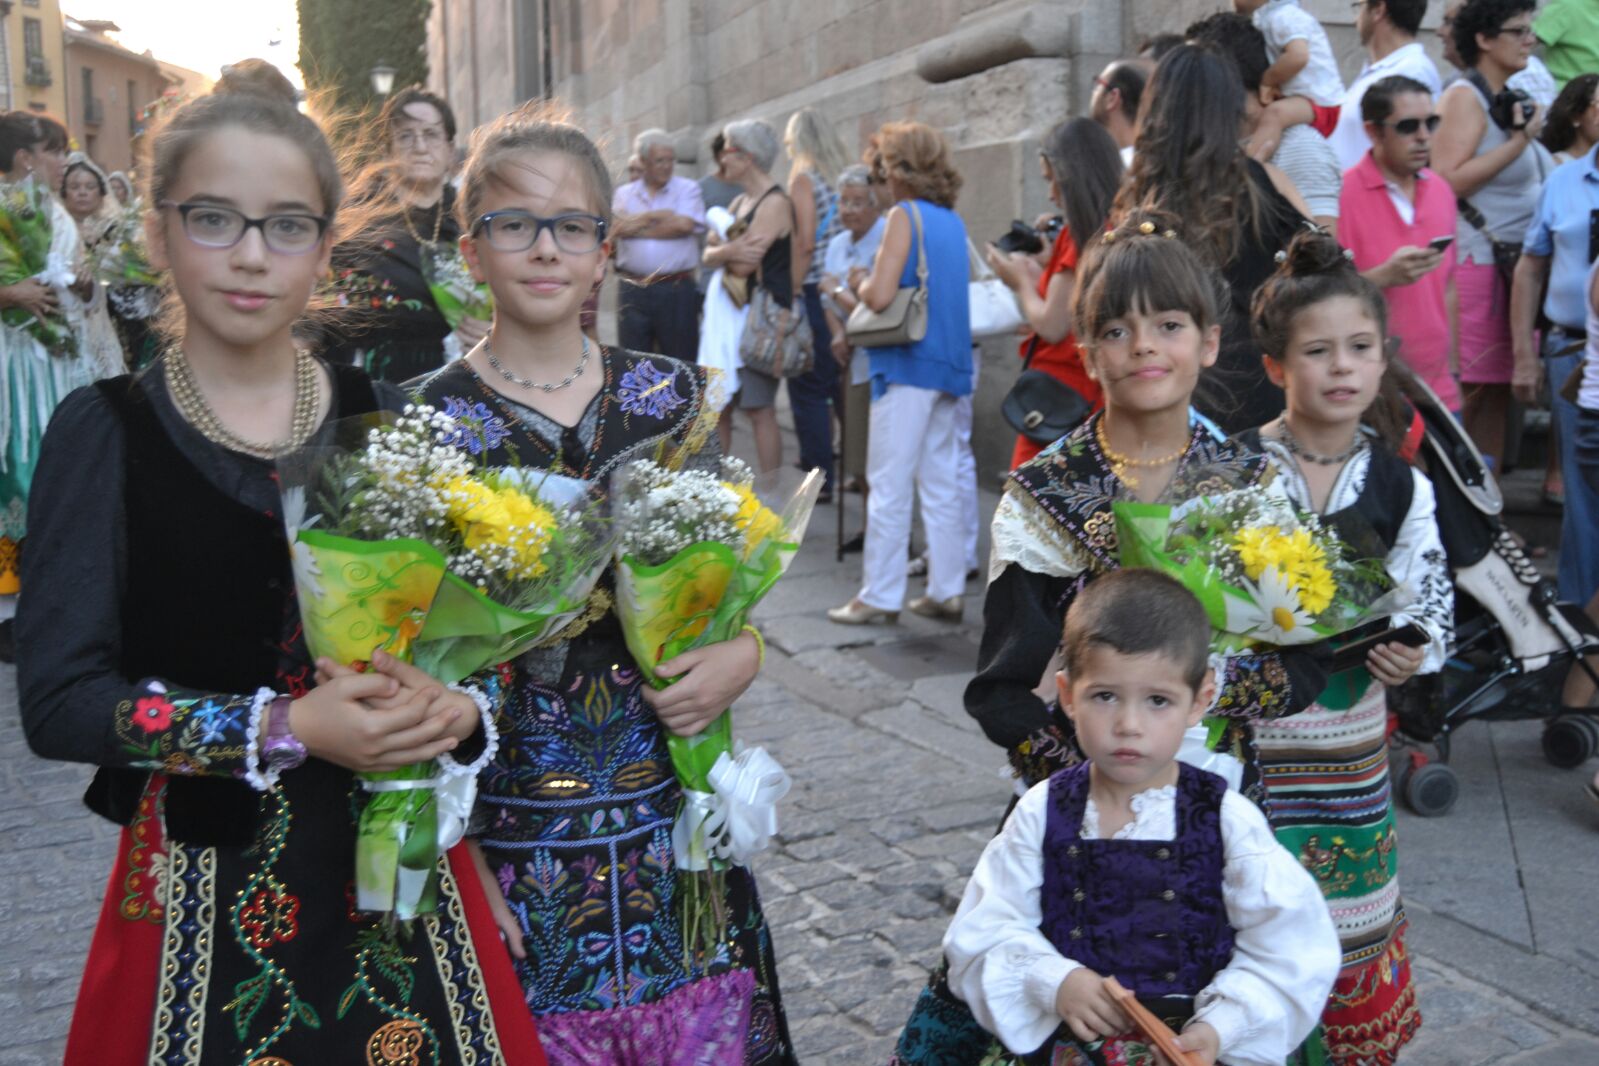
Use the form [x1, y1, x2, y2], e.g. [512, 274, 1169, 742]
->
[1541, 718, 1598, 769]
[1401, 762, 1460, 817]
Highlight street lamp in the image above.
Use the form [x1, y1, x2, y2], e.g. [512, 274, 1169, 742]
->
[370, 63, 396, 97]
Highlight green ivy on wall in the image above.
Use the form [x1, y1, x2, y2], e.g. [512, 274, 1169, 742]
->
[297, 0, 430, 109]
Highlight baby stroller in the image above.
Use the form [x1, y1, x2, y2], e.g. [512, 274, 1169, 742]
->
[1387, 378, 1599, 817]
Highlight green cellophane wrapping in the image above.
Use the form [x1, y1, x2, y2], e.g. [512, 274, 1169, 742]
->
[292, 528, 600, 919]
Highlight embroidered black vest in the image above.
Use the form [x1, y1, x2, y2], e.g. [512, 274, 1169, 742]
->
[1234, 429, 1414, 560]
[1039, 762, 1236, 998]
[84, 364, 378, 845]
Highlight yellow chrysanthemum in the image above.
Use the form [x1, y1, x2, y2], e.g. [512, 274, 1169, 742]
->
[1295, 564, 1336, 614]
[728, 483, 783, 558]
[1232, 525, 1283, 580]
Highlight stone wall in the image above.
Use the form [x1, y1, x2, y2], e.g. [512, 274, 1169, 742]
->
[427, 0, 1455, 481]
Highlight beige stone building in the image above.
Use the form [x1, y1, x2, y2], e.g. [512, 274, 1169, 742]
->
[0, 0, 68, 118]
[426, 0, 1452, 475]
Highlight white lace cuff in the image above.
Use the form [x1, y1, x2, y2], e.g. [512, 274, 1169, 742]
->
[242, 687, 283, 792]
[438, 682, 499, 777]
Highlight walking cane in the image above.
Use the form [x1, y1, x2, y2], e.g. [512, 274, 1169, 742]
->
[836, 366, 847, 562]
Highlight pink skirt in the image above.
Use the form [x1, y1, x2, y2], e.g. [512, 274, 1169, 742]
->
[1456, 261, 1513, 385]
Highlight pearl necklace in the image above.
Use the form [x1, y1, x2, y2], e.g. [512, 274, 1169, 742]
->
[399, 190, 445, 250]
[164, 347, 321, 461]
[485, 335, 590, 393]
[1272, 418, 1366, 466]
[1094, 417, 1189, 489]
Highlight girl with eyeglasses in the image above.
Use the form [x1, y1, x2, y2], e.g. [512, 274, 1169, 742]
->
[16, 74, 542, 1065]
[409, 105, 797, 1064]
[1236, 229, 1452, 1066]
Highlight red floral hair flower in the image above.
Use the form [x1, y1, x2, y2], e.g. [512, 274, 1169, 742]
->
[130, 695, 176, 733]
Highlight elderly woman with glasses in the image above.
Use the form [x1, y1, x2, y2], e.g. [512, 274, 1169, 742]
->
[325, 88, 483, 382]
[1432, 0, 1553, 473]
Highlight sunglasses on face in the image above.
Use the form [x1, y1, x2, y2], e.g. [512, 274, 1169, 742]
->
[1382, 115, 1442, 136]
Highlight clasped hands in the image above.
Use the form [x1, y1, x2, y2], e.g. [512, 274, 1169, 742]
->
[290, 649, 482, 774]
[1055, 967, 1220, 1066]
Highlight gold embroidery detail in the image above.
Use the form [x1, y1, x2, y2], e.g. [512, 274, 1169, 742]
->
[366, 1019, 426, 1066]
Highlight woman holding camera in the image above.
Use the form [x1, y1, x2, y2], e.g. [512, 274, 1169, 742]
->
[986, 118, 1118, 468]
[1433, 0, 1550, 472]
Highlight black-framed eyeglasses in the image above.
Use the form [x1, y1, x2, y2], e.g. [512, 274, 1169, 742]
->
[1381, 115, 1442, 136]
[159, 201, 329, 254]
[470, 210, 607, 254]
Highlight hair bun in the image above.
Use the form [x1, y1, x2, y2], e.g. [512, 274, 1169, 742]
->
[1103, 204, 1186, 245]
[1278, 226, 1354, 279]
[214, 59, 299, 106]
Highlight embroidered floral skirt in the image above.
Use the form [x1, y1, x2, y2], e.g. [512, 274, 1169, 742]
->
[63, 769, 541, 1066]
[476, 657, 795, 1065]
[1256, 677, 1419, 1066]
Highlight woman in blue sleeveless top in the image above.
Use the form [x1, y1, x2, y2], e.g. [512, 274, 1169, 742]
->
[828, 121, 974, 626]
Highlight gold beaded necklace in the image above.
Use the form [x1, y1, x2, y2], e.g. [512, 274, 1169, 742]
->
[399, 190, 445, 251]
[163, 347, 321, 461]
[1094, 416, 1189, 490]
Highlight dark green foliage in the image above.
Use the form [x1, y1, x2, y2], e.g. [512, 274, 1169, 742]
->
[297, 0, 430, 110]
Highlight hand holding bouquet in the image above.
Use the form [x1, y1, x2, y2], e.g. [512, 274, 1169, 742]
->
[280, 404, 611, 919]
[420, 242, 494, 331]
[612, 457, 821, 963]
[0, 179, 74, 354]
[90, 199, 160, 289]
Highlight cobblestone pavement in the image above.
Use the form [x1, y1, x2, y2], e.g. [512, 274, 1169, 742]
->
[4, 486, 1599, 1064]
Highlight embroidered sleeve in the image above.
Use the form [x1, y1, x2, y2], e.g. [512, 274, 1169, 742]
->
[1386, 472, 1453, 674]
[944, 782, 1079, 1055]
[1209, 644, 1331, 723]
[114, 679, 269, 780]
[988, 488, 1091, 582]
[967, 563, 1084, 780]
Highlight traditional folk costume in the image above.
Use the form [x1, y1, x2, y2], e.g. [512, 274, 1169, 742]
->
[411, 350, 796, 1066]
[944, 763, 1340, 1066]
[1236, 427, 1453, 1066]
[0, 188, 114, 593]
[891, 415, 1334, 1064]
[17, 361, 543, 1065]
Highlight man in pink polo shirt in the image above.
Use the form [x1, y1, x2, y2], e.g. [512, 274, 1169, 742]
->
[1339, 74, 1461, 410]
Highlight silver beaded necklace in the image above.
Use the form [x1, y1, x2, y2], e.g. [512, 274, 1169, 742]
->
[484, 335, 590, 393]
[1273, 417, 1367, 466]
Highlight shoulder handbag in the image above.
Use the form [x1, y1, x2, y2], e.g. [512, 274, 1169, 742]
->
[968, 239, 1026, 339]
[737, 191, 815, 378]
[845, 201, 929, 348]
[1001, 337, 1092, 444]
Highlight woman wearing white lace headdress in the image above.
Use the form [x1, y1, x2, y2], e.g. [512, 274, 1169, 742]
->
[59, 151, 129, 379]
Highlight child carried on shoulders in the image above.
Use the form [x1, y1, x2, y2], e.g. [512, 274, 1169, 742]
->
[1237, 0, 1347, 159]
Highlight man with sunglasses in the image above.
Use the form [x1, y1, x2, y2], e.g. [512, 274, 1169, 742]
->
[1341, 75, 1462, 411]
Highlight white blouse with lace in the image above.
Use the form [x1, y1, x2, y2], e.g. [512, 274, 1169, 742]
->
[944, 777, 1341, 1064]
[1252, 434, 1453, 673]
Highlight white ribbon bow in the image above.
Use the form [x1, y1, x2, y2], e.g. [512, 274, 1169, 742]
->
[673, 745, 792, 871]
[359, 774, 478, 852]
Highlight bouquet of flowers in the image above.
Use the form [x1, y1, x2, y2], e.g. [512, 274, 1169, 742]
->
[89, 199, 160, 289]
[612, 457, 822, 963]
[1114, 482, 1410, 774]
[1114, 484, 1405, 650]
[0, 179, 74, 354]
[420, 242, 494, 331]
[280, 404, 612, 919]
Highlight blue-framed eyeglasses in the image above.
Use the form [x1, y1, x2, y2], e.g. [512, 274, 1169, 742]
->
[470, 210, 607, 254]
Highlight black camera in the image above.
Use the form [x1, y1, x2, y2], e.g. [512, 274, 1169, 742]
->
[992, 216, 1064, 256]
[1490, 86, 1536, 130]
